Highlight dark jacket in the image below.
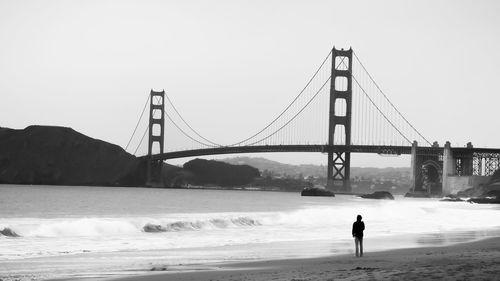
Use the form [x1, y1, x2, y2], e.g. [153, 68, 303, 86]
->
[352, 221, 365, 238]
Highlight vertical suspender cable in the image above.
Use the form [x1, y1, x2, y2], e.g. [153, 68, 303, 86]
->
[353, 51, 431, 146]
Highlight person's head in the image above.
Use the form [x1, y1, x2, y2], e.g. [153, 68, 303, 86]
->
[357, 215, 362, 222]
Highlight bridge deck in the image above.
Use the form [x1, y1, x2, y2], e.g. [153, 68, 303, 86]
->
[144, 145, 500, 161]
[149, 145, 416, 160]
[145, 145, 500, 161]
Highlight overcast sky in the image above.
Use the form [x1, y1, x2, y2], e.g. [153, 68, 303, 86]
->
[1, 0, 499, 167]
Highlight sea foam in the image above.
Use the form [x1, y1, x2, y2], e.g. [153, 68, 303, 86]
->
[0, 216, 262, 238]
[143, 216, 261, 232]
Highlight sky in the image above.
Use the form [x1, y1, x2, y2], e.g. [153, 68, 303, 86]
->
[1, 0, 499, 167]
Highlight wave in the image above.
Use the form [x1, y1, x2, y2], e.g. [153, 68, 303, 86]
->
[0, 216, 262, 238]
[0, 227, 20, 237]
[3, 199, 498, 240]
[143, 216, 261, 233]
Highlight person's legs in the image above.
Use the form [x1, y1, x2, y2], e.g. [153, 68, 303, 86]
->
[354, 237, 359, 257]
[359, 237, 363, 257]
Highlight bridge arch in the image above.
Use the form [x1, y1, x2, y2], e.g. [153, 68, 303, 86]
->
[421, 160, 442, 195]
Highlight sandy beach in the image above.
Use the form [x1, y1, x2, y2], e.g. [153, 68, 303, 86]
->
[108, 237, 500, 281]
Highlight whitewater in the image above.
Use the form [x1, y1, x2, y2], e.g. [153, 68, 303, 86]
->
[1, 185, 500, 281]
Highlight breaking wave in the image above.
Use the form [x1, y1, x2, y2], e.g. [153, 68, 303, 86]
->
[0, 216, 262, 238]
[143, 216, 261, 233]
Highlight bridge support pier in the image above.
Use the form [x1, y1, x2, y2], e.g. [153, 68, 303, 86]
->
[410, 141, 490, 196]
[410, 141, 443, 195]
[327, 47, 353, 192]
[441, 142, 488, 195]
[409, 141, 418, 192]
[442, 141, 455, 195]
[146, 90, 165, 187]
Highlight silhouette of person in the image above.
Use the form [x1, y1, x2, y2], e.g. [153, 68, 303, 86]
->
[352, 215, 365, 257]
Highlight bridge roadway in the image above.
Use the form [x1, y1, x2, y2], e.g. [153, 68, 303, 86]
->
[144, 145, 500, 161]
[149, 145, 423, 160]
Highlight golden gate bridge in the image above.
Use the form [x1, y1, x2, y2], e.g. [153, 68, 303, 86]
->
[124, 46, 500, 196]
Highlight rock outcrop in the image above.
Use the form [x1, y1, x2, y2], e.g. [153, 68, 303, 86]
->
[360, 191, 394, 200]
[0, 126, 146, 186]
[404, 191, 431, 198]
[467, 197, 500, 204]
[467, 189, 500, 204]
[484, 190, 500, 198]
[0, 227, 19, 237]
[440, 194, 465, 202]
[456, 184, 500, 198]
[301, 187, 335, 197]
[183, 158, 260, 187]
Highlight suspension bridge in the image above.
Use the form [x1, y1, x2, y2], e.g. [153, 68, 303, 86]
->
[125, 46, 500, 195]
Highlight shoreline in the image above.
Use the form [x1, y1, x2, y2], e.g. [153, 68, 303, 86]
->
[102, 237, 500, 281]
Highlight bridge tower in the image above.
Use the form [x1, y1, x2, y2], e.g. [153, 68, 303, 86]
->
[327, 47, 353, 192]
[147, 90, 165, 186]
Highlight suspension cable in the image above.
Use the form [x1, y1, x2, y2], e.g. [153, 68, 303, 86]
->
[241, 55, 345, 146]
[155, 50, 332, 148]
[352, 51, 432, 146]
[229, 50, 333, 146]
[164, 94, 222, 147]
[349, 71, 412, 145]
[164, 109, 218, 148]
[246, 76, 332, 146]
[242, 55, 345, 146]
[134, 118, 149, 155]
[125, 94, 150, 151]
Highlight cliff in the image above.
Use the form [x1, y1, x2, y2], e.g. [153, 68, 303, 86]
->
[0, 126, 146, 186]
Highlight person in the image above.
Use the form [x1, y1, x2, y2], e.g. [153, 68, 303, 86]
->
[352, 215, 365, 257]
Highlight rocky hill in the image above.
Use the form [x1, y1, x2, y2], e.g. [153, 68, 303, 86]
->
[182, 158, 260, 187]
[0, 126, 146, 186]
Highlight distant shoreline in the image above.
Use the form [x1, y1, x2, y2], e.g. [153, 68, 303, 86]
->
[0, 183, 369, 197]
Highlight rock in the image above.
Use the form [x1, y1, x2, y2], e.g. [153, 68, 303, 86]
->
[489, 169, 500, 184]
[483, 190, 500, 199]
[467, 198, 500, 204]
[440, 197, 464, 202]
[456, 184, 500, 198]
[440, 194, 464, 201]
[457, 186, 487, 198]
[301, 187, 335, 197]
[360, 191, 394, 200]
[0, 227, 19, 237]
[151, 266, 167, 271]
[467, 189, 500, 204]
[404, 192, 431, 198]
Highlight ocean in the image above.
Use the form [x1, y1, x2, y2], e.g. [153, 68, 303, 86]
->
[1, 185, 499, 281]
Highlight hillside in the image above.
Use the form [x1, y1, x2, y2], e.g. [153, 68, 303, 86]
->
[0, 126, 411, 190]
[222, 157, 326, 177]
[183, 159, 260, 187]
[0, 126, 146, 186]
[221, 156, 410, 179]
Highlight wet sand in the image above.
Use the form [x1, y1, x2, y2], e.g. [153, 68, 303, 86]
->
[108, 237, 500, 281]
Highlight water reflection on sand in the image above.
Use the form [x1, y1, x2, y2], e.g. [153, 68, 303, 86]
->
[416, 228, 500, 246]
